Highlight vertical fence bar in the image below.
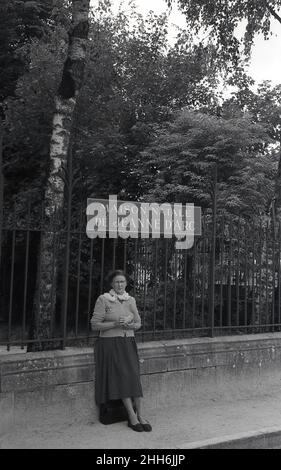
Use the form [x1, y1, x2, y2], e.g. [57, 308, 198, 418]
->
[153, 239, 158, 339]
[0, 126, 4, 272]
[100, 238, 105, 294]
[61, 148, 74, 348]
[7, 206, 16, 351]
[75, 204, 83, 336]
[209, 220, 216, 337]
[0, 128, 3, 348]
[265, 221, 269, 332]
[50, 212, 60, 340]
[21, 199, 31, 349]
[61, 201, 72, 350]
[209, 165, 217, 337]
[227, 218, 233, 329]
[137, 240, 141, 296]
[271, 219, 276, 331]
[123, 238, 127, 271]
[33, 200, 45, 348]
[236, 217, 240, 328]
[219, 215, 224, 330]
[201, 213, 206, 328]
[112, 238, 116, 270]
[278, 221, 281, 331]
[173, 249, 178, 335]
[163, 239, 168, 331]
[244, 221, 248, 332]
[182, 241, 187, 330]
[251, 220, 256, 331]
[258, 220, 262, 332]
[142, 242, 148, 341]
[87, 238, 94, 340]
[133, 238, 138, 297]
[192, 240, 197, 330]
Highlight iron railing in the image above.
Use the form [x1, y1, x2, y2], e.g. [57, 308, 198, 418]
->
[1, 195, 281, 350]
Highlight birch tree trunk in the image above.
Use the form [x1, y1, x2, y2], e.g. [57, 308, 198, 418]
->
[28, 0, 90, 351]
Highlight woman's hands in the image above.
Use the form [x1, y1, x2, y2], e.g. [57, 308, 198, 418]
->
[118, 315, 134, 329]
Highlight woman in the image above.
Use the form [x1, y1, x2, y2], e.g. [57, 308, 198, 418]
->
[91, 269, 152, 432]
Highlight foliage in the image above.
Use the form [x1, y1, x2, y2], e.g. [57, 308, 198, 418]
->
[3, 0, 221, 215]
[75, 3, 220, 203]
[224, 79, 281, 142]
[167, 0, 281, 69]
[3, 27, 68, 216]
[0, 0, 70, 114]
[137, 108, 275, 216]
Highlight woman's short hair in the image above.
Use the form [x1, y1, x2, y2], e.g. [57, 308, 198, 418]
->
[105, 269, 128, 288]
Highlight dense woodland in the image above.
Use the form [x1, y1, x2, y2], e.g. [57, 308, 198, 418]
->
[1, 0, 281, 348]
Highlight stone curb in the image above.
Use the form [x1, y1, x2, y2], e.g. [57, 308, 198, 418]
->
[176, 426, 281, 449]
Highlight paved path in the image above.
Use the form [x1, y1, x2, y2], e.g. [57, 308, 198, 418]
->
[2, 393, 281, 449]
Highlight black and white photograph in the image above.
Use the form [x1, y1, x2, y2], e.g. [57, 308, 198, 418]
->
[1, 0, 281, 453]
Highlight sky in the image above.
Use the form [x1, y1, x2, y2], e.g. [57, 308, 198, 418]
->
[92, 0, 281, 88]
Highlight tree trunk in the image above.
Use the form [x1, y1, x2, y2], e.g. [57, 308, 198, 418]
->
[28, 0, 90, 351]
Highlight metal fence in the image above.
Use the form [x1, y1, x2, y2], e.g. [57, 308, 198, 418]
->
[1, 196, 281, 351]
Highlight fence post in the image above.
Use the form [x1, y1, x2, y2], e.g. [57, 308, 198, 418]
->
[0, 124, 3, 268]
[60, 146, 74, 350]
[209, 164, 217, 338]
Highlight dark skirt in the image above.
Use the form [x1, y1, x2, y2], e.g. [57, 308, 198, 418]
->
[94, 336, 143, 405]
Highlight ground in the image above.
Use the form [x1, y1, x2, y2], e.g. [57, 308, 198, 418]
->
[2, 393, 281, 449]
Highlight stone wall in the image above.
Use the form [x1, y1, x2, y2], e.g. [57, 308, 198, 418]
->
[1, 333, 281, 435]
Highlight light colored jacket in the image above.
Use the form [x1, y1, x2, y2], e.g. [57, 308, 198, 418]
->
[91, 293, 142, 338]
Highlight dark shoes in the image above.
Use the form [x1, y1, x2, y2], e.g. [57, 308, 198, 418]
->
[127, 420, 152, 432]
[141, 422, 152, 432]
[127, 421, 144, 432]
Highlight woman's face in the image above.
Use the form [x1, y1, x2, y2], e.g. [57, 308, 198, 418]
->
[111, 275, 127, 295]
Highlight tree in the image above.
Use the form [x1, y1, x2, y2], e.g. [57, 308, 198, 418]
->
[0, 0, 71, 330]
[0, 0, 70, 214]
[74, 4, 220, 204]
[223, 80, 281, 222]
[167, 1, 281, 67]
[167, 0, 281, 223]
[28, 0, 90, 351]
[138, 109, 273, 216]
[4, 2, 219, 207]
[0, 0, 69, 117]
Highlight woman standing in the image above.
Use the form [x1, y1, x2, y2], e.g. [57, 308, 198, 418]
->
[91, 269, 152, 432]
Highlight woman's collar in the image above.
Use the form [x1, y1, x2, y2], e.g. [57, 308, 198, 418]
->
[103, 289, 130, 302]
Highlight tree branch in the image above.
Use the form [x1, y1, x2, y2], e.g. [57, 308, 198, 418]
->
[265, 1, 281, 25]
